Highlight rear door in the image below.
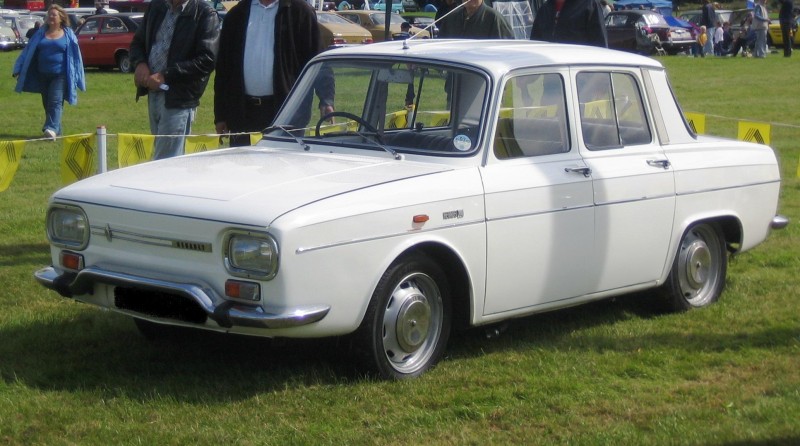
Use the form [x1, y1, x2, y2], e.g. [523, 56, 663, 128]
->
[573, 68, 676, 292]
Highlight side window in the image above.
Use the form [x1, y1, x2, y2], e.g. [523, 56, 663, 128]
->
[102, 18, 127, 33]
[577, 71, 650, 150]
[494, 73, 569, 160]
[79, 19, 99, 35]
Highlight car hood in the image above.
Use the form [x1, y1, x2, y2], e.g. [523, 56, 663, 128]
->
[54, 147, 452, 227]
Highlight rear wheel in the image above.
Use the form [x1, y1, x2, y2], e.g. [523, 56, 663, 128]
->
[117, 51, 132, 73]
[660, 222, 727, 312]
[355, 253, 451, 379]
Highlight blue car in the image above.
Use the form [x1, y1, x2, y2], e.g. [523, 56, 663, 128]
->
[372, 0, 403, 13]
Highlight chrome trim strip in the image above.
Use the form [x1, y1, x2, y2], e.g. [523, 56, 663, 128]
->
[295, 218, 483, 254]
[89, 226, 212, 252]
[674, 179, 781, 196]
[33, 266, 328, 329]
[486, 203, 594, 223]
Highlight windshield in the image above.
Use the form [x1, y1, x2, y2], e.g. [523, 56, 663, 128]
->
[267, 59, 489, 157]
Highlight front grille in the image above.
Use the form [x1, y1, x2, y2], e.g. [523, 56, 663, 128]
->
[114, 287, 208, 324]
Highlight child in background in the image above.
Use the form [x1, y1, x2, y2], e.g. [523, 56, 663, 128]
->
[694, 25, 708, 57]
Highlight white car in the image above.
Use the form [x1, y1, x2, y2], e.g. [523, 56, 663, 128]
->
[35, 40, 787, 379]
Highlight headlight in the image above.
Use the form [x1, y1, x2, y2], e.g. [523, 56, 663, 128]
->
[46, 204, 89, 250]
[223, 230, 279, 280]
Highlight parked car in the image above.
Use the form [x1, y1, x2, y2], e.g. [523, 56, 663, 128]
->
[767, 15, 800, 47]
[317, 11, 374, 49]
[75, 13, 142, 72]
[728, 8, 752, 39]
[337, 10, 425, 41]
[605, 10, 693, 55]
[402, 14, 438, 37]
[2, 14, 40, 45]
[372, 0, 403, 13]
[34, 40, 787, 380]
[0, 20, 20, 51]
[401, 0, 418, 12]
[678, 9, 732, 30]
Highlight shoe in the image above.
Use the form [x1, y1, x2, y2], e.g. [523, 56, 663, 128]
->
[43, 129, 56, 141]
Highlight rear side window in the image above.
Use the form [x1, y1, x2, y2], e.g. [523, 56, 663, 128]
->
[576, 71, 651, 150]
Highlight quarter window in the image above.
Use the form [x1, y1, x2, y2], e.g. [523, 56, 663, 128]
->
[577, 71, 651, 150]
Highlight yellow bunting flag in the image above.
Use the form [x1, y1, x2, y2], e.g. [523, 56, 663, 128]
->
[0, 140, 26, 193]
[249, 132, 261, 146]
[684, 112, 706, 134]
[61, 134, 96, 185]
[117, 133, 155, 168]
[737, 121, 771, 145]
[185, 135, 221, 155]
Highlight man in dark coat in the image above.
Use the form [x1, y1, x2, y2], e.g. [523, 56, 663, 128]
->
[530, 0, 607, 47]
[214, 0, 334, 146]
[438, 0, 514, 39]
[130, 0, 220, 159]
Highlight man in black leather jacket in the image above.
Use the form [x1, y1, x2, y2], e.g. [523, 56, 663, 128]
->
[130, 0, 219, 159]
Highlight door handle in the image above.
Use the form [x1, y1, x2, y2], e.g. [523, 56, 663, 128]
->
[647, 159, 671, 169]
[564, 167, 591, 177]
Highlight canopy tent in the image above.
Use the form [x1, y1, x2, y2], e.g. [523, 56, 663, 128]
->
[612, 0, 672, 16]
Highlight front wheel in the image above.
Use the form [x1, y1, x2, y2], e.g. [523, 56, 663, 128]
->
[355, 253, 451, 379]
[659, 222, 727, 312]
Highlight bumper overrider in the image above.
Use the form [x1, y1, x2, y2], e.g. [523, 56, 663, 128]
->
[34, 265, 330, 329]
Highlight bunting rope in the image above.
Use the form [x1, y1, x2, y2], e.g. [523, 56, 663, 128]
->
[0, 112, 797, 193]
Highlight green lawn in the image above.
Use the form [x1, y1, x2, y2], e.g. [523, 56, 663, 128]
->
[0, 50, 798, 445]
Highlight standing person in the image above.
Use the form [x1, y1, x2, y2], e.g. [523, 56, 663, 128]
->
[778, 0, 794, 57]
[600, 0, 611, 16]
[438, 0, 514, 39]
[701, 0, 715, 56]
[94, 1, 109, 15]
[693, 25, 708, 57]
[25, 21, 40, 40]
[12, 5, 85, 140]
[130, 0, 220, 160]
[752, 0, 770, 58]
[712, 20, 724, 55]
[530, 0, 607, 47]
[214, 0, 335, 147]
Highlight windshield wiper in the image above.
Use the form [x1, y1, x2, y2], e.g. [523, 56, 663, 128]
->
[262, 125, 310, 151]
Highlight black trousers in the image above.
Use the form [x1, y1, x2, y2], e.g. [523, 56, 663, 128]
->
[780, 22, 793, 57]
[230, 95, 278, 147]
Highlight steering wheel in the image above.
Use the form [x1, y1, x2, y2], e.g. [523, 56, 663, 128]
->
[315, 111, 381, 138]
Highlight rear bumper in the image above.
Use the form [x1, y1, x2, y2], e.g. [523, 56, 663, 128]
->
[771, 214, 789, 230]
[34, 265, 330, 330]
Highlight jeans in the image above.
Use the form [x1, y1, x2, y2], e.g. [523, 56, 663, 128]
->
[147, 92, 194, 159]
[40, 72, 65, 135]
[754, 28, 767, 57]
[704, 29, 714, 56]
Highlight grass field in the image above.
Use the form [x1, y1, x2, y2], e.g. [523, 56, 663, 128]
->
[0, 49, 799, 445]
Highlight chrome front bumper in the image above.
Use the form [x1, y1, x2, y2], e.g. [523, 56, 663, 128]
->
[34, 265, 330, 330]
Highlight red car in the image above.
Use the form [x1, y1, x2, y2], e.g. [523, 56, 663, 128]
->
[76, 13, 142, 72]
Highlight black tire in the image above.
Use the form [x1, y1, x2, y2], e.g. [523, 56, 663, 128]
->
[659, 222, 727, 312]
[355, 253, 451, 379]
[117, 51, 132, 73]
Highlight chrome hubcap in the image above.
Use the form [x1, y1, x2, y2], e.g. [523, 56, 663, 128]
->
[677, 225, 721, 306]
[382, 272, 442, 374]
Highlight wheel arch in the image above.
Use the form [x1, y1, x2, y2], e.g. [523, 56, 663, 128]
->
[395, 241, 473, 332]
[662, 213, 742, 282]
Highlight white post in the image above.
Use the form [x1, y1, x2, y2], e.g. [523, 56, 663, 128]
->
[97, 125, 107, 174]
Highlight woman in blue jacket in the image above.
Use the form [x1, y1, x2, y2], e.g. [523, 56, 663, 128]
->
[12, 4, 85, 140]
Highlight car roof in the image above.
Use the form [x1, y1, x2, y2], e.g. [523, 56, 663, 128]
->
[317, 39, 662, 74]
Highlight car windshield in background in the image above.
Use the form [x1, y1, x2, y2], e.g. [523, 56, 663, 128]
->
[268, 59, 488, 157]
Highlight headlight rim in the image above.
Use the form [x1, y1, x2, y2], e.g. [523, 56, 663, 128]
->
[222, 229, 280, 280]
[46, 204, 90, 251]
